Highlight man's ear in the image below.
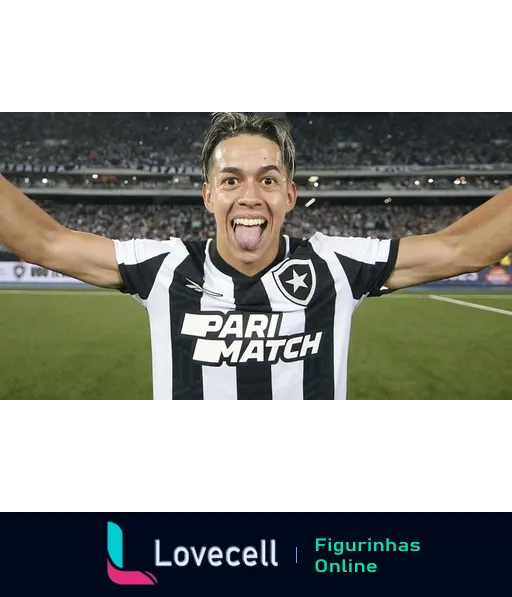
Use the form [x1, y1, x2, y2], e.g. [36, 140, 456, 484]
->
[203, 182, 214, 214]
[286, 181, 298, 212]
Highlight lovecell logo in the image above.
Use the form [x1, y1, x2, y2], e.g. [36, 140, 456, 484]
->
[107, 522, 158, 585]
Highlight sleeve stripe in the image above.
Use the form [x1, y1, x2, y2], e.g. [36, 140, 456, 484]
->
[330, 237, 400, 300]
[376, 238, 393, 263]
[113, 238, 177, 300]
[313, 231, 390, 265]
[333, 254, 381, 300]
[118, 252, 170, 299]
[113, 238, 176, 265]
[369, 239, 400, 296]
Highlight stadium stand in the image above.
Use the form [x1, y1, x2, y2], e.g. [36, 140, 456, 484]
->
[0, 112, 511, 267]
[1, 112, 512, 170]
[0, 201, 474, 249]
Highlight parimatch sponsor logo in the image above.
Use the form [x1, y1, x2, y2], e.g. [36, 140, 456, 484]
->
[181, 312, 323, 366]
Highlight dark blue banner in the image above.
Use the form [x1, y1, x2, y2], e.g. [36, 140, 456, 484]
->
[0, 513, 509, 596]
[421, 265, 512, 288]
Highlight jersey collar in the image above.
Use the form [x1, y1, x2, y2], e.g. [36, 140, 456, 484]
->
[209, 236, 287, 280]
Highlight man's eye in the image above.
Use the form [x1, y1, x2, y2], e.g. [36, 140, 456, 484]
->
[226, 178, 238, 186]
[263, 177, 275, 185]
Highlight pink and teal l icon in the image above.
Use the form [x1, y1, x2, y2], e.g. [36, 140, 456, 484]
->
[107, 522, 158, 585]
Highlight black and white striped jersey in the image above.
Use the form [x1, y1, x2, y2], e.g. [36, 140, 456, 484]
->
[114, 232, 399, 400]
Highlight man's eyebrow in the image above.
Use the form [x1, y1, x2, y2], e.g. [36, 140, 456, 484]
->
[218, 165, 282, 175]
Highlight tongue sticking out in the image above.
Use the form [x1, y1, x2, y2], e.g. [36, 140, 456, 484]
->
[234, 225, 263, 251]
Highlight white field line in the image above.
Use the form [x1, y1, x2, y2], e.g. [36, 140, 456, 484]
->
[382, 294, 512, 300]
[429, 295, 512, 317]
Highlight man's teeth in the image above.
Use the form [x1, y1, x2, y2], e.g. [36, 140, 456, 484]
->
[233, 218, 266, 227]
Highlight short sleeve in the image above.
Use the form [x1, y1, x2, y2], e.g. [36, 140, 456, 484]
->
[113, 238, 175, 301]
[311, 232, 400, 299]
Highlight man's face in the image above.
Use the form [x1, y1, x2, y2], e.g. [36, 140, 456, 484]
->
[203, 134, 297, 276]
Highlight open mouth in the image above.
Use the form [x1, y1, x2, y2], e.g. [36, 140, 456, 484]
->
[231, 218, 269, 251]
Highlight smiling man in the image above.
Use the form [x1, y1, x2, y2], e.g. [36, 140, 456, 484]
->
[201, 127, 297, 278]
[1, 112, 511, 399]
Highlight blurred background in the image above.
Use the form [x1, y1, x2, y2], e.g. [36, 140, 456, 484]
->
[0, 112, 512, 399]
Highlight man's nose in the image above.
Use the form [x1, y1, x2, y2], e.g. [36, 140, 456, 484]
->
[237, 185, 263, 206]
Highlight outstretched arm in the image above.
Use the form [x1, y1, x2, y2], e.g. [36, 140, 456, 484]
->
[0, 175, 122, 288]
[385, 186, 512, 291]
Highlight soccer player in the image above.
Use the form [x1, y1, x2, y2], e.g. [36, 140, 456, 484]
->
[0, 113, 511, 399]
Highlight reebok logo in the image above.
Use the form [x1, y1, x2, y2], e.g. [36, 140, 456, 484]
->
[185, 278, 223, 298]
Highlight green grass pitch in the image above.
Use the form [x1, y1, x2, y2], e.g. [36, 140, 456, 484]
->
[0, 289, 510, 399]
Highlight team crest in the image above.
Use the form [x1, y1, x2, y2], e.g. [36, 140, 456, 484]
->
[272, 259, 317, 306]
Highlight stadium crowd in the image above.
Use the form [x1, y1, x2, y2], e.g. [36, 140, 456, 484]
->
[5, 200, 509, 265]
[0, 200, 472, 249]
[1, 112, 510, 263]
[1, 112, 511, 170]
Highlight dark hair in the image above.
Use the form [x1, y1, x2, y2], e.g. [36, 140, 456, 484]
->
[201, 112, 296, 182]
